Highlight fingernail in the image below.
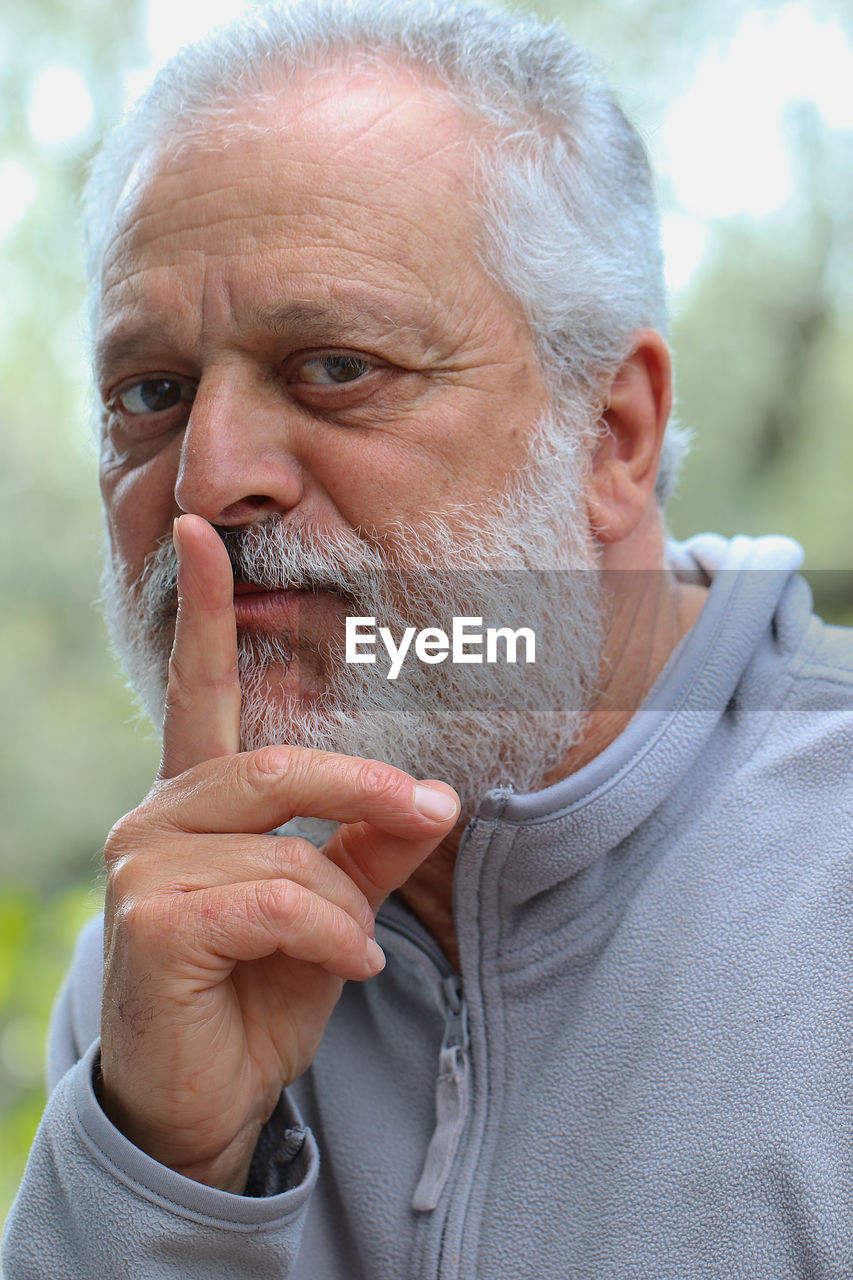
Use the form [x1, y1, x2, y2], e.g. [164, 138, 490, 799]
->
[172, 516, 184, 557]
[413, 784, 459, 822]
[366, 938, 386, 972]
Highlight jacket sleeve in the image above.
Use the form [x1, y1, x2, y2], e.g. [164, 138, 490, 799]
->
[1, 918, 319, 1280]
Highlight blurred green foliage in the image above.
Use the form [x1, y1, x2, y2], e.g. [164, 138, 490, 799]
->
[0, 885, 102, 1227]
[2, 0, 852, 1234]
[1, 0, 158, 1232]
[667, 110, 853, 595]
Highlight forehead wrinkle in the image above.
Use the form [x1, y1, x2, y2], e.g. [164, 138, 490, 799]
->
[104, 163, 287, 283]
[326, 93, 469, 166]
[96, 255, 204, 374]
[103, 212, 274, 282]
[340, 104, 475, 188]
[94, 84, 520, 380]
[203, 261, 235, 351]
[278, 122, 475, 211]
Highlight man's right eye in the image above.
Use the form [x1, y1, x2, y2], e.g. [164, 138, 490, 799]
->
[112, 378, 196, 414]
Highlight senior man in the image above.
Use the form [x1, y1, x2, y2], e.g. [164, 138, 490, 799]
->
[5, 1, 853, 1276]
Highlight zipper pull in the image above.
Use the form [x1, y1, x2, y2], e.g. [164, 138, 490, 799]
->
[411, 976, 471, 1212]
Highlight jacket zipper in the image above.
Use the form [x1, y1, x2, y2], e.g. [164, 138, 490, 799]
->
[411, 973, 471, 1212]
[377, 910, 474, 1219]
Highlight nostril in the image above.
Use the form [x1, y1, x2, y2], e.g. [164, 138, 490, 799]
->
[211, 494, 281, 526]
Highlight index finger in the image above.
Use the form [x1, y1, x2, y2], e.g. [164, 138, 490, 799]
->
[158, 514, 241, 780]
[149, 746, 459, 840]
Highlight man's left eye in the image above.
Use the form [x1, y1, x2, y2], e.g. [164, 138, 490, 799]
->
[298, 355, 374, 385]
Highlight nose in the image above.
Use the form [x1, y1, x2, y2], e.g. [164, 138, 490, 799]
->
[173, 366, 305, 526]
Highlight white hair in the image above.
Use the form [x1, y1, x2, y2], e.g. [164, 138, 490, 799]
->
[83, 0, 689, 500]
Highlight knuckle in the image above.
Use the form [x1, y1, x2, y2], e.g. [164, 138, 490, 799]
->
[273, 836, 374, 933]
[355, 758, 408, 808]
[103, 807, 151, 867]
[109, 892, 161, 950]
[272, 836, 316, 878]
[165, 650, 194, 697]
[253, 877, 310, 932]
[246, 745, 295, 782]
[103, 825, 127, 870]
[238, 746, 298, 808]
[168, 648, 239, 695]
[104, 854, 136, 906]
[163, 661, 206, 722]
[248, 879, 359, 963]
[162, 677, 191, 720]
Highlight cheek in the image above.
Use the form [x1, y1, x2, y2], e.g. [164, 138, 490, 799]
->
[323, 460, 409, 523]
[293, 428, 417, 527]
[306, 403, 518, 529]
[99, 453, 178, 575]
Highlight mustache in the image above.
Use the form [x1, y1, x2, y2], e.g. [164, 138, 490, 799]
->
[135, 517, 387, 627]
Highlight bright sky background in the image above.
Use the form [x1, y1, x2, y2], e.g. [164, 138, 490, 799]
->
[11, 0, 853, 296]
[658, 3, 853, 291]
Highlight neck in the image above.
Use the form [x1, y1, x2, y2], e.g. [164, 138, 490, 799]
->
[553, 566, 708, 776]
[397, 524, 709, 969]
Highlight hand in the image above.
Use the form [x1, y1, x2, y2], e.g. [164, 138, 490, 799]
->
[99, 515, 459, 1193]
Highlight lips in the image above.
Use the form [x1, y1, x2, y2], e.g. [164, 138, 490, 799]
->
[231, 579, 346, 634]
[232, 578, 281, 597]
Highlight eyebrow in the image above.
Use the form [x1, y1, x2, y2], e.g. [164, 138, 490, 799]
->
[242, 298, 430, 346]
[248, 301, 367, 334]
[94, 325, 168, 382]
[95, 296, 432, 380]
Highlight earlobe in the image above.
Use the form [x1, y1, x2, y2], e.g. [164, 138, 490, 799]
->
[586, 330, 672, 545]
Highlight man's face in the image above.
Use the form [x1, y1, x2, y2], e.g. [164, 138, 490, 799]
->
[96, 68, 604, 808]
[97, 69, 554, 599]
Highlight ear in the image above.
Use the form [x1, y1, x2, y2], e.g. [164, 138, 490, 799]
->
[586, 330, 672, 545]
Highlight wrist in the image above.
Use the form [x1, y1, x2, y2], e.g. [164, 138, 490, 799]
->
[96, 1063, 261, 1193]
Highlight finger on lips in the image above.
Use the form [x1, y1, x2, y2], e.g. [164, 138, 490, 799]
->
[159, 514, 242, 780]
[123, 514, 459, 979]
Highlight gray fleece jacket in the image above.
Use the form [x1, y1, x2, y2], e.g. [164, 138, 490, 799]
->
[5, 533, 853, 1279]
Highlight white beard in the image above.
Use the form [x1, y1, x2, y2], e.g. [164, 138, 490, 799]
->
[101, 406, 605, 815]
